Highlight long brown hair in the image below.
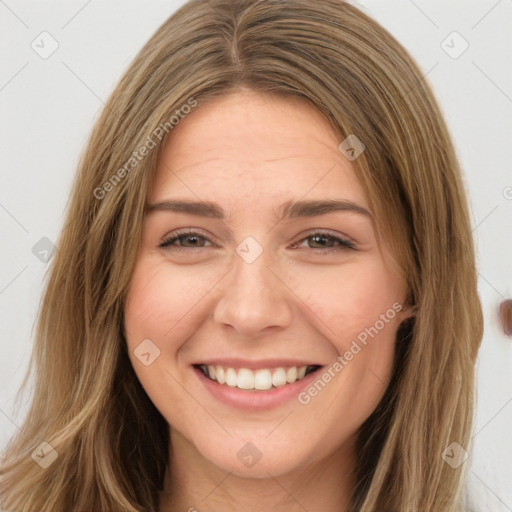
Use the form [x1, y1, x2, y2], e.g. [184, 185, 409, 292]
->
[0, 0, 483, 510]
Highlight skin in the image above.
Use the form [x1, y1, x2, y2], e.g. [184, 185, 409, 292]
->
[124, 89, 412, 511]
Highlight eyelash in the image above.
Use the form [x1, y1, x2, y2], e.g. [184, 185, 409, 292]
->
[159, 230, 357, 253]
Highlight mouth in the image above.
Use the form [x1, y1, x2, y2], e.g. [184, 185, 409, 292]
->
[194, 363, 322, 391]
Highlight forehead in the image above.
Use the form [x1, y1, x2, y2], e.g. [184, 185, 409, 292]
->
[150, 90, 368, 212]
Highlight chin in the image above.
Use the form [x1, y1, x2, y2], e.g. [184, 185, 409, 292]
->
[190, 431, 318, 480]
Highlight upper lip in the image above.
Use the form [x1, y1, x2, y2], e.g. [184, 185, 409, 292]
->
[194, 358, 324, 370]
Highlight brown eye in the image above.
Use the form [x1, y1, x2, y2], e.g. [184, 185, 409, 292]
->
[159, 231, 212, 249]
[308, 234, 338, 249]
[291, 231, 356, 252]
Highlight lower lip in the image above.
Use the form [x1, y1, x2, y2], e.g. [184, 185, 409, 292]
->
[193, 366, 322, 411]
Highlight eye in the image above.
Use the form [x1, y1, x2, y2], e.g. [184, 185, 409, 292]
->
[159, 230, 214, 250]
[290, 231, 356, 252]
[158, 229, 356, 253]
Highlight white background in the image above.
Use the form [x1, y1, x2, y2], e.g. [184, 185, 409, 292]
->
[0, 1, 511, 509]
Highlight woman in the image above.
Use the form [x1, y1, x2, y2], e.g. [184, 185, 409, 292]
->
[0, 0, 483, 510]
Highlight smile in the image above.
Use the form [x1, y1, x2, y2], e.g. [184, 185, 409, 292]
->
[196, 364, 321, 391]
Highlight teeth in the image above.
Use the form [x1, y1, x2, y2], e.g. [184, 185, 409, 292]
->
[254, 369, 272, 390]
[286, 366, 297, 383]
[225, 368, 237, 387]
[272, 368, 287, 387]
[216, 365, 225, 384]
[199, 364, 316, 391]
[237, 368, 254, 389]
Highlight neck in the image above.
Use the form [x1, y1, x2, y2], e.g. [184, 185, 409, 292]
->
[159, 429, 357, 512]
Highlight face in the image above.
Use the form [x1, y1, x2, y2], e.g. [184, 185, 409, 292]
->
[124, 90, 411, 479]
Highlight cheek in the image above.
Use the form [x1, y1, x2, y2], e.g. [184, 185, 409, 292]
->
[123, 257, 219, 427]
[295, 258, 405, 342]
[293, 259, 403, 412]
[124, 257, 220, 350]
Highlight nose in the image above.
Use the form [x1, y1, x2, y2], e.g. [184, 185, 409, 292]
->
[213, 248, 293, 338]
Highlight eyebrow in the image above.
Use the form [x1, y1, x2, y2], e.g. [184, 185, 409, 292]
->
[146, 198, 371, 220]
